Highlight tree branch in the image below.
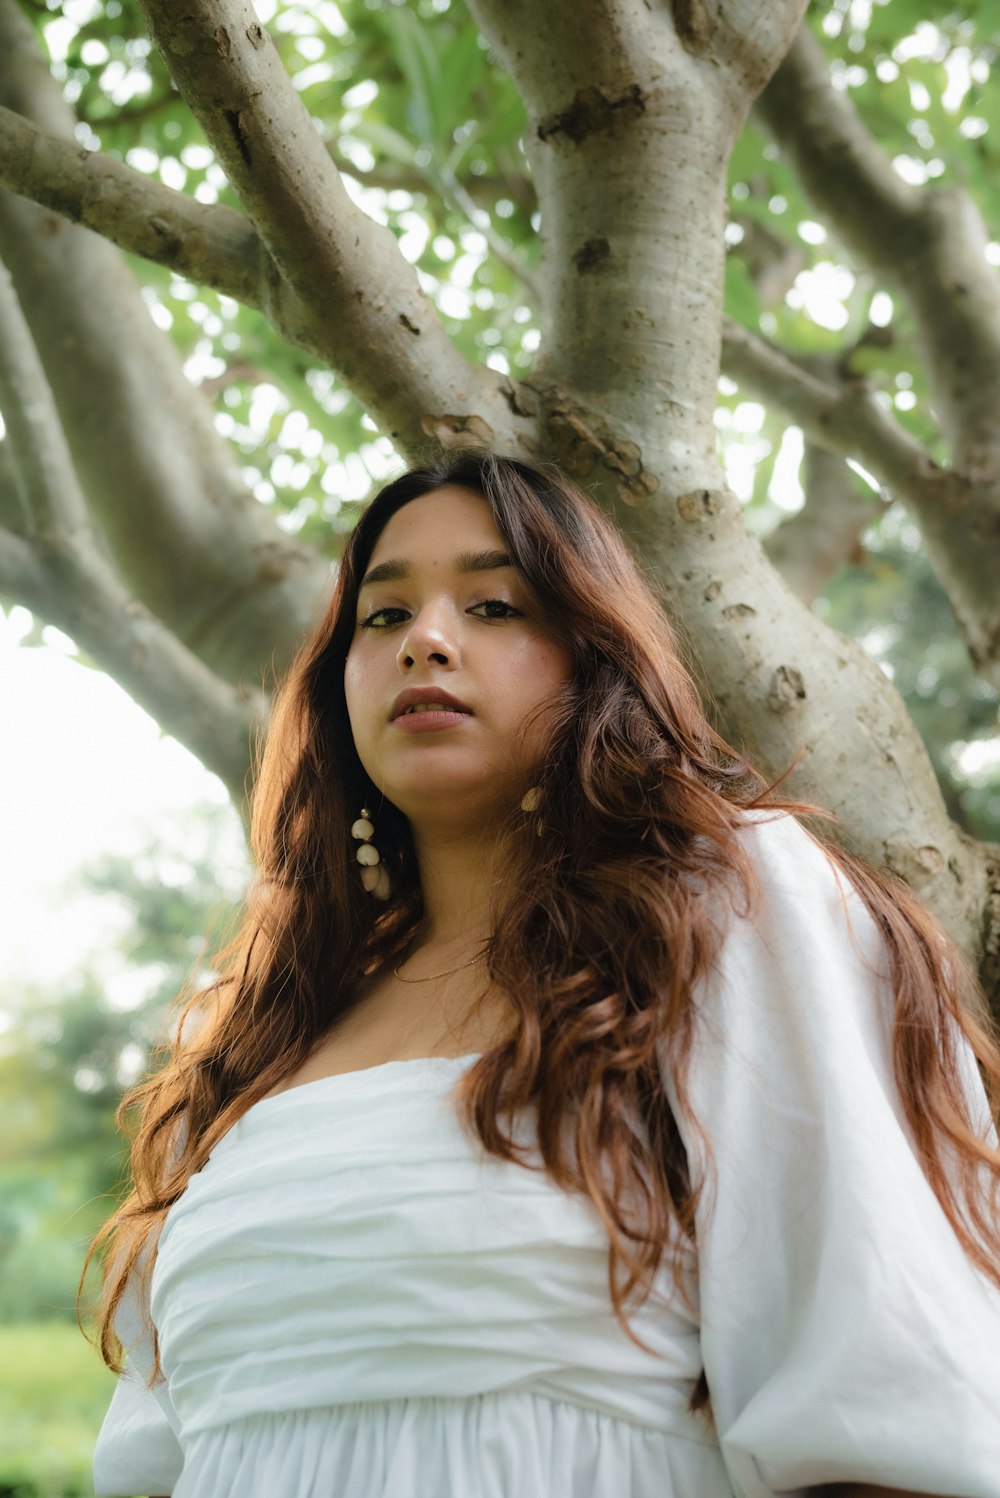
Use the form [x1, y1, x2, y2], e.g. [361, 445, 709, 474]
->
[757, 22, 1000, 677]
[434, 164, 539, 300]
[677, 0, 809, 103]
[0, 522, 46, 595]
[721, 318, 1000, 686]
[0, 0, 331, 688]
[0, 104, 542, 389]
[1, 525, 266, 806]
[467, 0, 811, 499]
[0, 102, 263, 304]
[760, 24, 1000, 471]
[0, 101, 541, 414]
[765, 442, 882, 604]
[0, 253, 263, 803]
[721, 319, 947, 505]
[0, 256, 88, 540]
[731, 214, 804, 310]
[135, 0, 521, 456]
[0, 435, 31, 535]
[729, 206, 880, 602]
[328, 142, 536, 214]
[81, 85, 177, 131]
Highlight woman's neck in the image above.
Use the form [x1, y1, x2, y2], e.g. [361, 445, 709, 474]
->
[409, 827, 504, 950]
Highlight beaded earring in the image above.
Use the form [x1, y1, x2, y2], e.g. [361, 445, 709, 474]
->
[520, 786, 544, 836]
[351, 806, 391, 900]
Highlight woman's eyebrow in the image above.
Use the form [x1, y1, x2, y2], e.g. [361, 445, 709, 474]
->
[359, 549, 513, 589]
[456, 548, 513, 574]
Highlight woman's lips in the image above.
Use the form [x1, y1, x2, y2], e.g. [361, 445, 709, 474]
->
[392, 707, 472, 734]
[389, 687, 473, 725]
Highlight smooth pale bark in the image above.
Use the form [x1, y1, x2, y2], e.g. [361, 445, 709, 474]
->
[0, 101, 264, 304]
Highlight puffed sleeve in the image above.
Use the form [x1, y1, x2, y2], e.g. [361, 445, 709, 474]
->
[93, 1249, 184, 1497]
[669, 811, 1000, 1498]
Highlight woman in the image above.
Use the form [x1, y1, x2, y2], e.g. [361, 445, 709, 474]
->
[90, 453, 1000, 1498]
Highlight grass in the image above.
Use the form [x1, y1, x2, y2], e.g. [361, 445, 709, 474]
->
[0, 1322, 118, 1498]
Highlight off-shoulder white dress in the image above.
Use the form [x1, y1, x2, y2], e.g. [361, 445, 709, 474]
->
[93, 814, 1000, 1497]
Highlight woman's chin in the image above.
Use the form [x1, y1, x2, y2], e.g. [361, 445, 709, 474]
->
[385, 774, 519, 831]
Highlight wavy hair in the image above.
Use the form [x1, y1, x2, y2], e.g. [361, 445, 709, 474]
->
[85, 452, 1000, 1390]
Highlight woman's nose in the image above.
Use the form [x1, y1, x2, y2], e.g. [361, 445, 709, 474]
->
[396, 603, 457, 671]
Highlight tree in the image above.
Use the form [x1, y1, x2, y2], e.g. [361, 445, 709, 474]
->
[0, 0, 998, 996]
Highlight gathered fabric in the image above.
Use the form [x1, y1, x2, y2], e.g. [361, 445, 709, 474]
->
[93, 814, 1000, 1498]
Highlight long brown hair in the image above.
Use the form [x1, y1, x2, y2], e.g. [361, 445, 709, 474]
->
[86, 452, 1000, 1376]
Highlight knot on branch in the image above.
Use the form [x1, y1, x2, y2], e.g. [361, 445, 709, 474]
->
[499, 379, 538, 420]
[223, 109, 252, 168]
[530, 386, 658, 505]
[677, 488, 725, 522]
[884, 839, 948, 889]
[140, 214, 188, 266]
[538, 85, 646, 146]
[671, 0, 720, 56]
[573, 238, 611, 274]
[767, 664, 807, 714]
[420, 412, 495, 450]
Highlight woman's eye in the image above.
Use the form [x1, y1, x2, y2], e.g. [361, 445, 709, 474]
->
[360, 606, 409, 630]
[470, 599, 522, 621]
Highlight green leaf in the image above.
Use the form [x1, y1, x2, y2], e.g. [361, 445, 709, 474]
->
[350, 117, 420, 166]
[439, 22, 487, 122]
[380, 8, 444, 149]
[724, 255, 762, 326]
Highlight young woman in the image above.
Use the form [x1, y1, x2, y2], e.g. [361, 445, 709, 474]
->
[90, 453, 1000, 1498]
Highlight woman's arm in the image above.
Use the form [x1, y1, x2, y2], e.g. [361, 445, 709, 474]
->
[667, 815, 1000, 1498]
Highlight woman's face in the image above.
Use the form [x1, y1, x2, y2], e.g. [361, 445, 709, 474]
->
[344, 485, 573, 828]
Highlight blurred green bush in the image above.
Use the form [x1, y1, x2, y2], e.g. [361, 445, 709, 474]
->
[0, 1324, 118, 1498]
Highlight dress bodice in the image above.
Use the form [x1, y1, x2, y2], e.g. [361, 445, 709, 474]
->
[151, 1054, 708, 1443]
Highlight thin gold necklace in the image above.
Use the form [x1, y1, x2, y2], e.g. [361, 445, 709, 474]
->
[393, 950, 486, 984]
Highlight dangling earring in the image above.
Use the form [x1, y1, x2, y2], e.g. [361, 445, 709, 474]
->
[520, 786, 544, 836]
[351, 807, 391, 900]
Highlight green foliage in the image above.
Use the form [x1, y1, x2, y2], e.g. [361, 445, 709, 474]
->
[0, 802, 248, 1328]
[0, 1323, 117, 1497]
[818, 504, 1000, 840]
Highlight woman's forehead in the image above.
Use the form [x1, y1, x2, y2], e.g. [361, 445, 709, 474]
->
[366, 485, 501, 567]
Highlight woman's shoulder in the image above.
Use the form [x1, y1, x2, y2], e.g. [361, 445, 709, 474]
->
[696, 806, 891, 1041]
[730, 804, 842, 883]
[717, 805, 869, 940]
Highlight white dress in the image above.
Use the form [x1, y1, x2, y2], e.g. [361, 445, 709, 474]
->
[93, 813, 1000, 1497]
